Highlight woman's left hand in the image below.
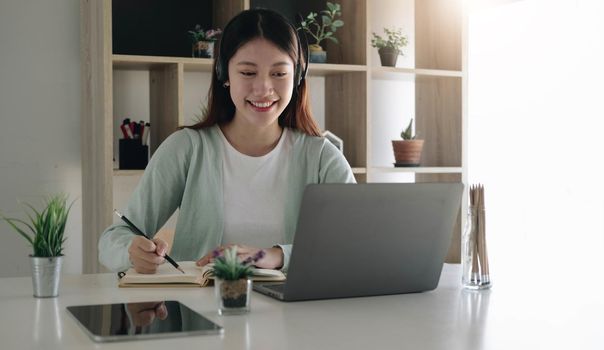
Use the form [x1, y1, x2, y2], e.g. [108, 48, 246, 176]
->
[196, 244, 283, 269]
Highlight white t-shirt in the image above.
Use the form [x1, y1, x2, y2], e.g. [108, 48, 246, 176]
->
[219, 128, 291, 248]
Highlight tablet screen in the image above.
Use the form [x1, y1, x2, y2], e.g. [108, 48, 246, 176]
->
[67, 300, 222, 342]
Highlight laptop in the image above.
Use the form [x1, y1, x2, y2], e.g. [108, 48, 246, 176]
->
[253, 182, 463, 301]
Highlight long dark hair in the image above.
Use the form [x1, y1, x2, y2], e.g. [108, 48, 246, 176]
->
[185, 9, 321, 136]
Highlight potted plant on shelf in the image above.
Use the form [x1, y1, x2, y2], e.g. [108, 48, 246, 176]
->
[2, 194, 74, 297]
[189, 25, 222, 58]
[211, 246, 265, 315]
[371, 27, 408, 67]
[392, 118, 424, 167]
[299, 2, 344, 63]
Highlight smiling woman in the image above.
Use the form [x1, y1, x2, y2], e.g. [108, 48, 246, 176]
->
[98, 9, 356, 275]
[224, 38, 296, 145]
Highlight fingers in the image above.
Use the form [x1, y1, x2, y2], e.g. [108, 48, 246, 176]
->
[195, 244, 268, 267]
[196, 254, 211, 266]
[155, 302, 168, 320]
[195, 244, 235, 266]
[137, 309, 156, 326]
[128, 236, 165, 274]
[127, 302, 166, 327]
[152, 238, 168, 257]
[234, 244, 254, 255]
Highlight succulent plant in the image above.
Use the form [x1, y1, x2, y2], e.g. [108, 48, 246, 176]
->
[211, 246, 265, 280]
[401, 119, 416, 140]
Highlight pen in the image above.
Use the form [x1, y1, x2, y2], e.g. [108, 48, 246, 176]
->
[113, 210, 184, 274]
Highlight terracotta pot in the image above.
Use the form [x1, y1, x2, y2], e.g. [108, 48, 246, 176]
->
[392, 140, 424, 167]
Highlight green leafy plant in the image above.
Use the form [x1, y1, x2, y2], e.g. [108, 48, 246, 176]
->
[371, 27, 408, 53]
[188, 25, 222, 43]
[401, 119, 416, 140]
[211, 246, 265, 281]
[299, 2, 344, 50]
[2, 194, 74, 257]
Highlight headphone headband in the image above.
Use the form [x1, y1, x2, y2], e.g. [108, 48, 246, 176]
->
[215, 10, 309, 88]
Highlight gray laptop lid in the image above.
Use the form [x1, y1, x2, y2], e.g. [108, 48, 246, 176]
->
[280, 182, 463, 301]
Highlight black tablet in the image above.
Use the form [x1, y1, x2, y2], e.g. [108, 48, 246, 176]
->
[66, 300, 222, 342]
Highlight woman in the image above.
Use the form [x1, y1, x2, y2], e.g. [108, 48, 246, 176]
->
[99, 8, 355, 274]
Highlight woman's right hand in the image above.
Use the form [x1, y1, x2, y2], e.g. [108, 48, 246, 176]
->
[128, 236, 169, 274]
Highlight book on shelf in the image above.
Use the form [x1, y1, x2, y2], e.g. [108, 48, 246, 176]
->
[118, 261, 286, 288]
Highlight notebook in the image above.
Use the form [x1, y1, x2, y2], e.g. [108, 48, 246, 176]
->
[118, 261, 285, 288]
[253, 182, 463, 301]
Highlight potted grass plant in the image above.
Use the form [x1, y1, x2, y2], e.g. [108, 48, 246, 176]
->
[371, 27, 408, 67]
[298, 2, 344, 63]
[2, 194, 74, 297]
[211, 246, 265, 315]
[392, 118, 424, 167]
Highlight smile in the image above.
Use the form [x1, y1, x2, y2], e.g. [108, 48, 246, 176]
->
[248, 100, 276, 108]
[247, 100, 277, 110]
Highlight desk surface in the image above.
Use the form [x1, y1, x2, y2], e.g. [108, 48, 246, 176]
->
[0, 264, 602, 350]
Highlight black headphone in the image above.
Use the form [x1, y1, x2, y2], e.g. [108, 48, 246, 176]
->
[215, 11, 309, 88]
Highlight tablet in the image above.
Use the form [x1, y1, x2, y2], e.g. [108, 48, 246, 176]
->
[66, 300, 223, 342]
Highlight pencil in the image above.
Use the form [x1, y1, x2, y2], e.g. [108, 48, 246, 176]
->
[113, 210, 185, 274]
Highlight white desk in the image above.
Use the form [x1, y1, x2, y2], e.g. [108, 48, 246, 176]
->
[1, 264, 602, 350]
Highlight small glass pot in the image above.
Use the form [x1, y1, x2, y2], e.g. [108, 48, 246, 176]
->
[462, 206, 492, 290]
[192, 40, 215, 58]
[215, 278, 252, 315]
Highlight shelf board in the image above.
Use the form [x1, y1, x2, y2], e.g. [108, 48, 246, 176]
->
[308, 63, 367, 76]
[371, 67, 463, 80]
[351, 167, 367, 174]
[370, 166, 462, 174]
[113, 54, 367, 75]
[112, 54, 213, 71]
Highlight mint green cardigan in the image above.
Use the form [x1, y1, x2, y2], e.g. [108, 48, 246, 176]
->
[99, 126, 355, 272]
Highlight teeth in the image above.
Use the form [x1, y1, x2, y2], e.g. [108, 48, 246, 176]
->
[250, 101, 273, 108]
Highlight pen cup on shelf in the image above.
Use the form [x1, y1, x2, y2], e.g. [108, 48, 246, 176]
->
[119, 139, 148, 170]
[462, 185, 492, 290]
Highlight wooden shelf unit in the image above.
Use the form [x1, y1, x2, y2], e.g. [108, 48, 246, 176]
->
[81, 0, 466, 273]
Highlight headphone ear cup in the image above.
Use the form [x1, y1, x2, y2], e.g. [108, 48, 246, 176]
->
[295, 64, 301, 86]
[215, 58, 226, 82]
[294, 18, 309, 87]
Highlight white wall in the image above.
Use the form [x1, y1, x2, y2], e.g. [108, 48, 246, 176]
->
[370, 0, 416, 183]
[0, 0, 82, 277]
[468, 0, 604, 284]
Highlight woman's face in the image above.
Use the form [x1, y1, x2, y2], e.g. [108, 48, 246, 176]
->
[227, 38, 295, 130]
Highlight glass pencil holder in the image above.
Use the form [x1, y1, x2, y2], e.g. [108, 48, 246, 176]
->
[462, 206, 492, 290]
